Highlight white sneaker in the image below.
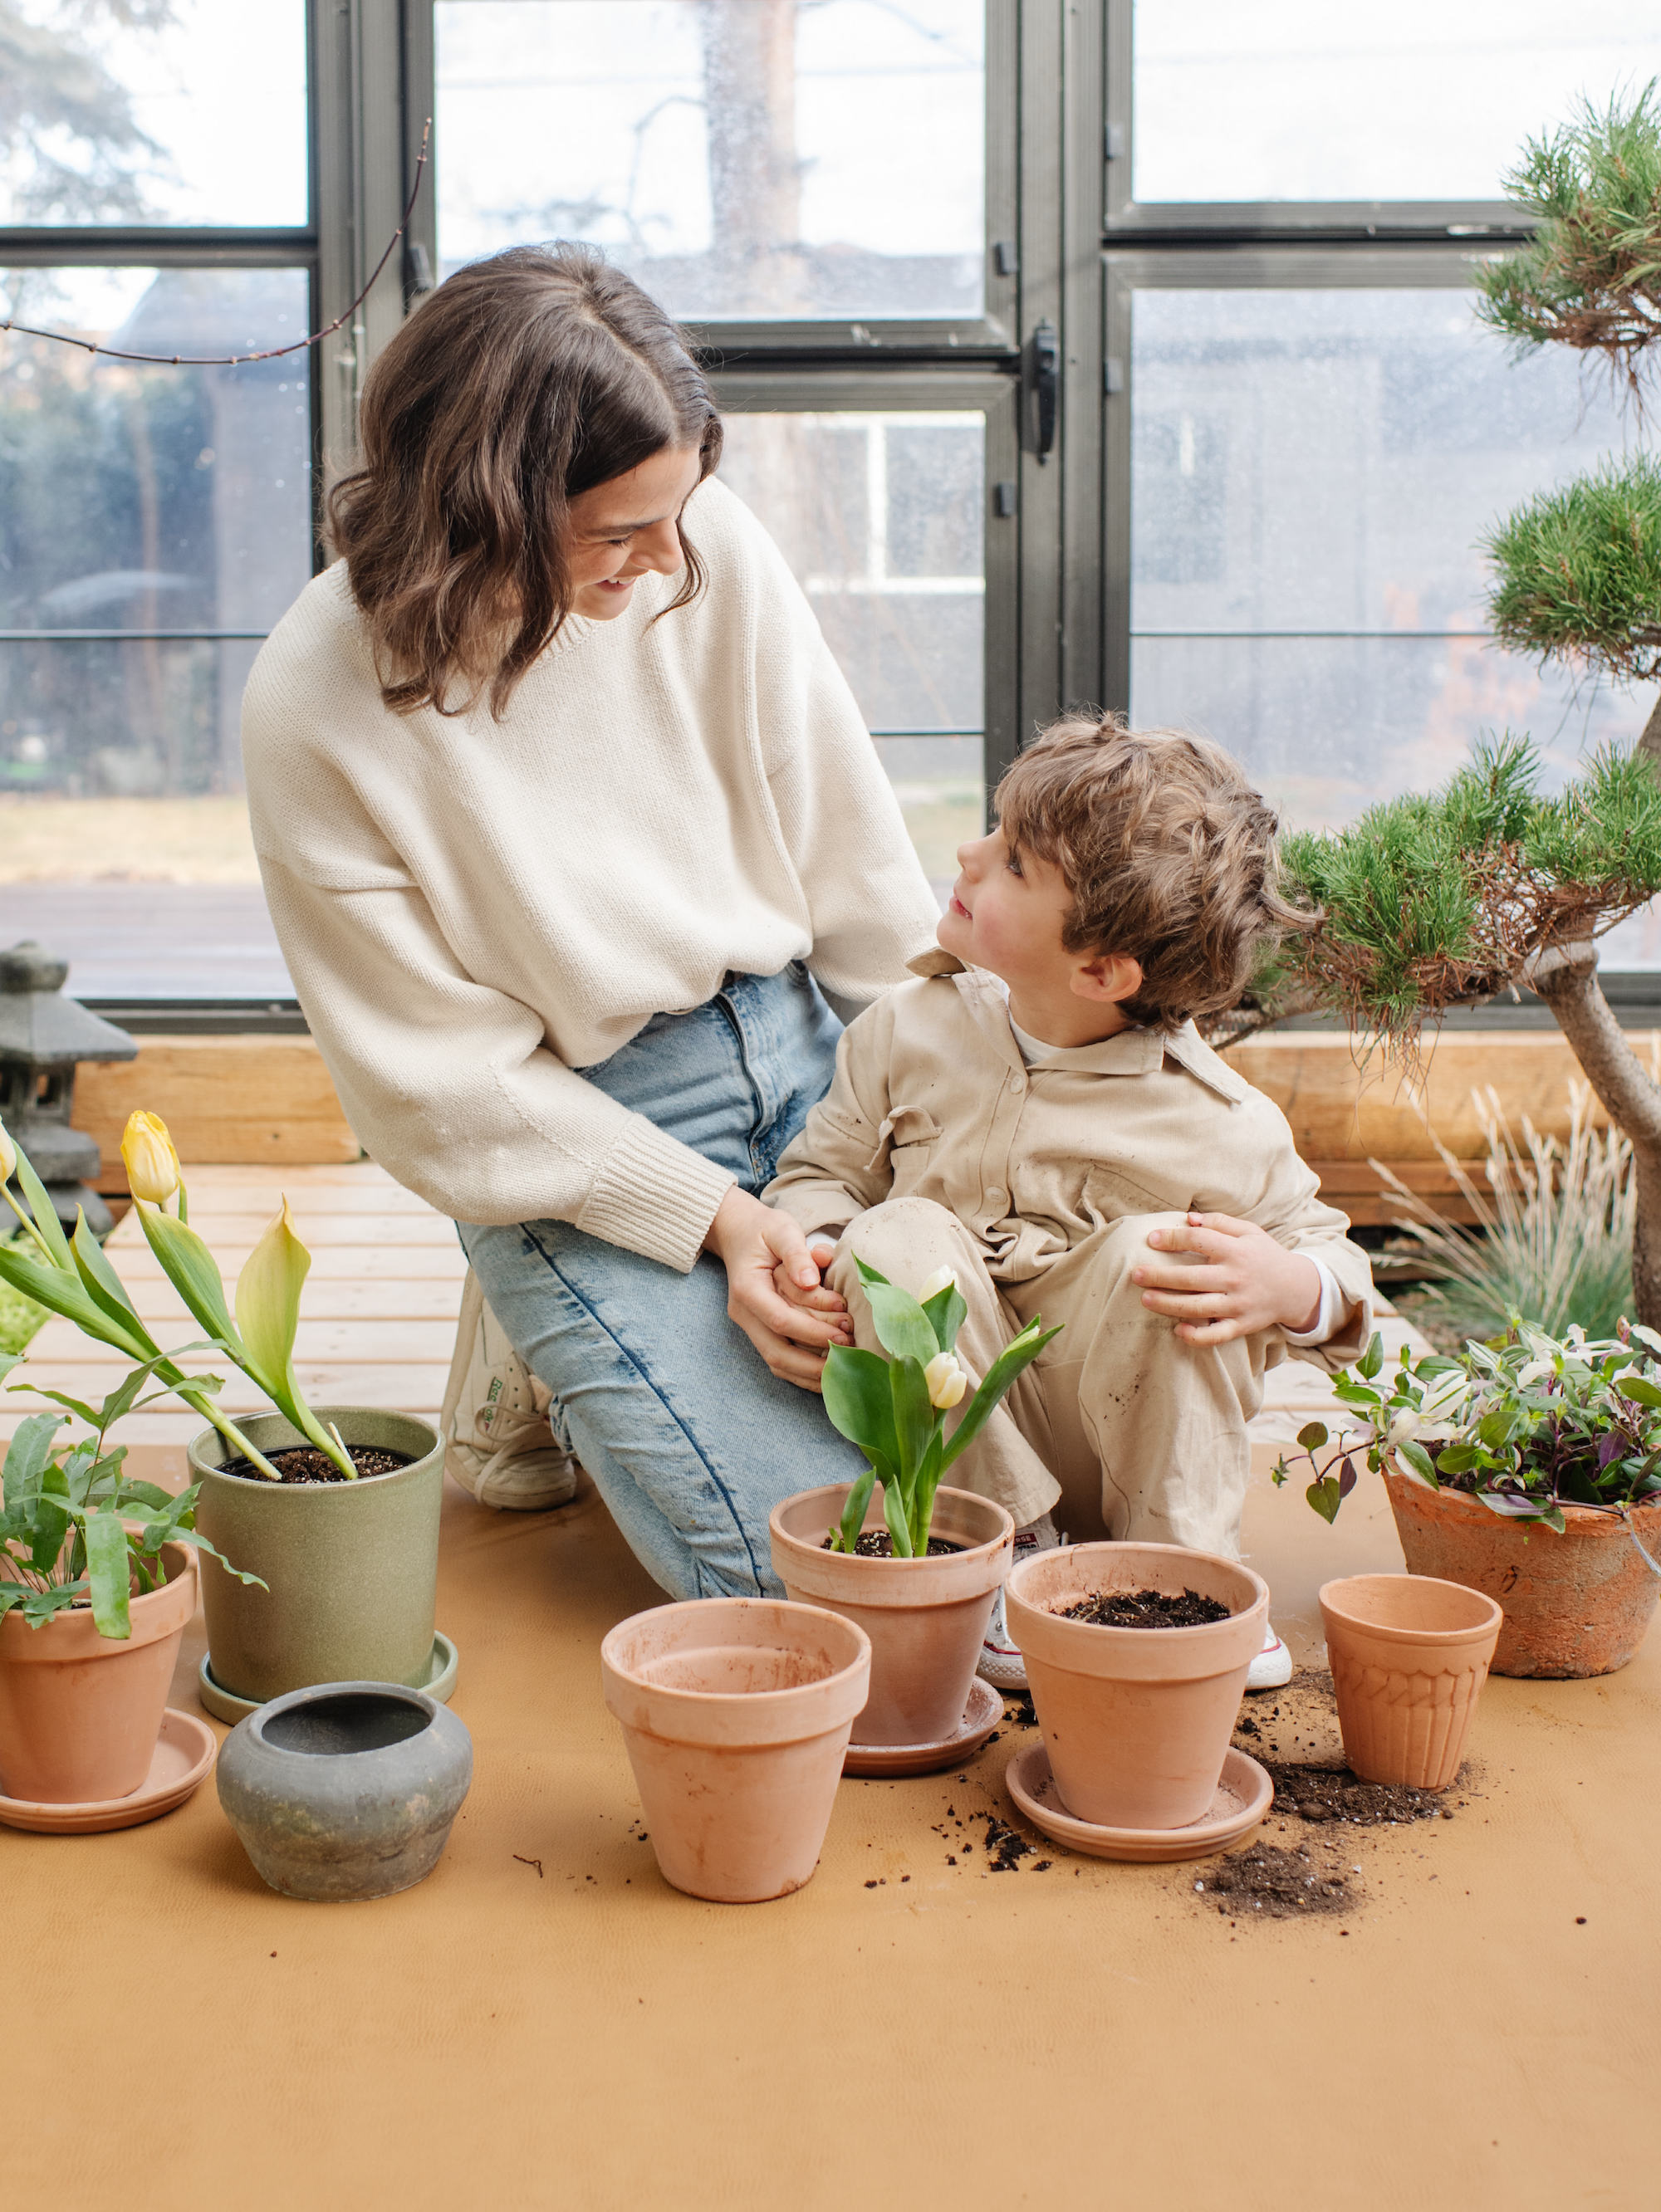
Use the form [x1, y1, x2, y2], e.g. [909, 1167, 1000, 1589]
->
[441, 1268, 581, 1511]
[977, 1514, 1063, 1693]
[1246, 1623, 1293, 1691]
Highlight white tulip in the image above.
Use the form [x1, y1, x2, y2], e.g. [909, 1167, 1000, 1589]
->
[917, 1266, 958, 1304]
[0, 1118, 14, 1183]
[924, 1351, 969, 1410]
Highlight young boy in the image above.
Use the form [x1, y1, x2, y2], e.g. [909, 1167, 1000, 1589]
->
[762, 715, 1373, 1693]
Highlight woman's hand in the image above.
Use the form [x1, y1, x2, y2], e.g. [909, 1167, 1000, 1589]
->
[703, 1188, 851, 1390]
[1131, 1211, 1323, 1346]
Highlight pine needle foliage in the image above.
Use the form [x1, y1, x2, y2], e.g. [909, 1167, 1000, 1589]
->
[1484, 453, 1661, 680]
[1274, 736, 1661, 1045]
[1474, 81, 1661, 389]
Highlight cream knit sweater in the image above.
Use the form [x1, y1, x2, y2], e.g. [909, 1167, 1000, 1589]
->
[240, 479, 942, 1270]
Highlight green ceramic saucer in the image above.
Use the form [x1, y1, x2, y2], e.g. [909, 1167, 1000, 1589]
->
[197, 1632, 459, 1725]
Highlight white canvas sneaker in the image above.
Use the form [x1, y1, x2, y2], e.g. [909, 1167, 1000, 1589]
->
[1246, 1623, 1293, 1691]
[440, 1269, 581, 1511]
[977, 1514, 1063, 1693]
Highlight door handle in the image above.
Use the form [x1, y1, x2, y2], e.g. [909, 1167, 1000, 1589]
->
[1031, 318, 1059, 463]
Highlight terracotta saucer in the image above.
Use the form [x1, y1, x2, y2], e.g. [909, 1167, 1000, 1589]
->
[196, 1630, 459, 1725]
[1005, 1740, 1273, 1863]
[843, 1675, 1004, 1777]
[0, 1708, 218, 1835]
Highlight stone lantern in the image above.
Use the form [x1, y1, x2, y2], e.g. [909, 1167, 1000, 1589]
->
[0, 941, 137, 1241]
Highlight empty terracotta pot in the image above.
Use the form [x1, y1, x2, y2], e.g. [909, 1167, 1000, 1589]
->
[769, 1484, 1013, 1746]
[600, 1597, 870, 1903]
[1004, 1542, 1267, 1830]
[0, 1543, 197, 1803]
[1383, 1465, 1661, 1678]
[1320, 1572, 1502, 1790]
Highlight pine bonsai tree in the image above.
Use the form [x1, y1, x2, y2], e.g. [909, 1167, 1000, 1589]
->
[1229, 86, 1661, 1325]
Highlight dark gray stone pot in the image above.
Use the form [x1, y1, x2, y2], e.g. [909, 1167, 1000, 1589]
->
[216, 1680, 473, 1901]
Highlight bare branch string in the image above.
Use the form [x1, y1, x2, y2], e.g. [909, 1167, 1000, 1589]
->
[0, 120, 433, 369]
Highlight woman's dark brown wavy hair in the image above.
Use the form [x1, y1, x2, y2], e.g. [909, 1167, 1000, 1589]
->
[326, 243, 723, 717]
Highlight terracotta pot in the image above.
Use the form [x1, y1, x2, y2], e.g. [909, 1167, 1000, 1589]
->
[1003, 1542, 1267, 1830]
[769, 1484, 1013, 1745]
[1319, 1572, 1502, 1789]
[1383, 1463, 1661, 1679]
[0, 1542, 197, 1803]
[189, 1407, 443, 1706]
[600, 1597, 870, 1904]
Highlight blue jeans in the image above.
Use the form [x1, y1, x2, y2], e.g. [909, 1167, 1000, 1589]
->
[458, 965, 867, 1599]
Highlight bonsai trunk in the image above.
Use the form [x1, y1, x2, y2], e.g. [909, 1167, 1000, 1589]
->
[1526, 942, 1661, 1328]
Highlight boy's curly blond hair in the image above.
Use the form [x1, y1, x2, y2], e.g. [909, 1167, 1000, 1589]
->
[993, 713, 1315, 1031]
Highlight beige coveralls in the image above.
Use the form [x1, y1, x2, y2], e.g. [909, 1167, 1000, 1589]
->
[764, 955, 1374, 1558]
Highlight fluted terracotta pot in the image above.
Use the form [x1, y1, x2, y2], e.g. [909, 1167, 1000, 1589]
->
[0, 1542, 196, 1803]
[770, 1484, 1013, 1746]
[1004, 1541, 1267, 1830]
[602, 1597, 870, 1904]
[1383, 1464, 1661, 1679]
[1320, 1571, 1502, 1789]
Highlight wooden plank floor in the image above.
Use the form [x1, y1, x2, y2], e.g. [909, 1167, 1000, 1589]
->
[2, 1162, 462, 1484]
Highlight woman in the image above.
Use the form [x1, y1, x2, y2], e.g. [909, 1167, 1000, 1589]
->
[240, 245, 940, 1598]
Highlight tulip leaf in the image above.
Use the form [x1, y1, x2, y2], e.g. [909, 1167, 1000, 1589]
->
[71, 1210, 145, 1329]
[84, 1510, 133, 1640]
[0, 1241, 151, 1359]
[909, 1429, 946, 1555]
[135, 1207, 243, 1367]
[921, 1280, 968, 1355]
[822, 1346, 902, 1473]
[862, 1282, 941, 1368]
[835, 1463, 877, 1553]
[10, 1142, 74, 1274]
[890, 1353, 935, 1489]
[940, 1319, 1064, 1471]
[881, 1475, 913, 1556]
[235, 1203, 309, 1394]
[852, 1256, 893, 1289]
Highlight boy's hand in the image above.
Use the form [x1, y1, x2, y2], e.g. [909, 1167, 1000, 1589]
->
[703, 1189, 851, 1391]
[1131, 1212, 1322, 1345]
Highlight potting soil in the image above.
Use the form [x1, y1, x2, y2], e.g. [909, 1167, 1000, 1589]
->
[218, 1445, 414, 1485]
[820, 1532, 963, 1556]
[1053, 1587, 1232, 1628]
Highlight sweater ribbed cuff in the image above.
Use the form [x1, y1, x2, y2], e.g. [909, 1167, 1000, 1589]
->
[575, 1118, 737, 1274]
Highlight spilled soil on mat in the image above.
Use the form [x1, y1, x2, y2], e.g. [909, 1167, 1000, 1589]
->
[1199, 1844, 1355, 1920]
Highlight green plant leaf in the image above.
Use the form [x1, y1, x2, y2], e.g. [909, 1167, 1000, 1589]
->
[28, 1456, 71, 1574]
[1619, 1375, 1661, 1409]
[10, 1143, 74, 1274]
[1356, 1331, 1385, 1380]
[19, 1385, 102, 1427]
[83, 1510, 132, 1639]
[889, 1354, 935, 1488]
[234, 1201, 309, 1395]
[0, 1241, 151, 1359]
[835, 1463, 877, 1553]
[822, 1346, 902, 1472]
[2, 1410, 62, 1509]
[909, 1429, 947, 1554]
[71, 1210, 146, 1331]
[1306, 1475, 1343, 1524]
[862, 1282, 941, 1368]
[135, 1207, 244, 1368]
[1395, 1438, 1439, 1484]
[940, 1319, 1064, 1470]
[1296, 1421, 1330, 1451]
[921, 1280, 968, 1355]
[881, 1475, 913, 1557]
[852, 1256, 893, 1289]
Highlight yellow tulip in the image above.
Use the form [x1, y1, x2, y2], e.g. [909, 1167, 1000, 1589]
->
[121, 1110, 181, 1205]
[0, 1117, 15, 1184]
[924, 1350, 969, 1411]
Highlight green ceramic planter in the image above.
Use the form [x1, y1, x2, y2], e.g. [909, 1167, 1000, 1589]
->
[189, 1407, 444, 1707]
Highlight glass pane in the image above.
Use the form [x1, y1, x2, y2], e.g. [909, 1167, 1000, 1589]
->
[718, 410, 983, 890]
[1133, 0, 1658, 204]
[0, 267, 312, 998]
[0, 1, 307, 227]
[435, 0, 985, 319]
[1129, 285, 1659, 962]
